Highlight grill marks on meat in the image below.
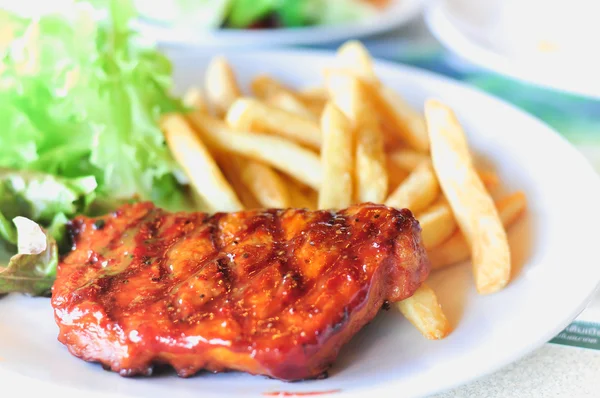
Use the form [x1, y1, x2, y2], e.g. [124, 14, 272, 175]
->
[52, 202, 429, 381]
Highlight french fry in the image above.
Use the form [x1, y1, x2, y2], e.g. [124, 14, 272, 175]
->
[336, 40, 377, 82]
[387, 148, 430, 173]
[251, 75, 320, 118]
[386, 157, 410, 193]
[217, 155, 262, 209]
[306, 189, 319, 209]
[266, 91, 317, 121]
[204, 56, 242, 117]
[183, 87, 209, 114]
[306, 101, 326, 119]
[335, 41, 428, 153]
[396, 283, 451, 340]
[477, 170, 500, 192]
[428, 192, 527, 270]
[226, 98, 321, 150]
[382, 123, 405, 152]
[299, 86, 328, 102]
[385, 160, 439, 214]
[425, 99, 511, 294]
[188, 112, 322, 190]
[372, 87, 429, 153]
[327, 72, 388, 203]
[388, 149, 500, 191]
[318, 103, 353, 209]
[286, 176, 318, 210]
[161, 114, 243, 213]
[298, 86, 328, 117]
[241, 161, 291, 208]
[251, 75, 294, 100]
[417, 201, 457, 250]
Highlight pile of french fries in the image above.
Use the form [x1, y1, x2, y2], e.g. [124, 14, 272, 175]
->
[160, 41, 527, 341]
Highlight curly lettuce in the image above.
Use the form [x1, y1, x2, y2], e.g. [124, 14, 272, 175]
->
[0, 170, 96, 295]
[134, 0, 377, 29]
[0, 0, 191, 212]
[0, 0, 197, 295]
[0, 217, 58, 296]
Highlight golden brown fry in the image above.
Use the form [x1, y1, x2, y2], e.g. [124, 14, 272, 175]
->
[336, 40, 377, 82]
[429, 192, 527, 269]
[305, 100, 326, 119]
[299, 86, 328, 101]
[429, 192, 527, 270]
[387, 148, 430, 173]
[318, 103, 353, 209]
[226, 98, 321, 150]
[217, 155, 262, 210]
[266, 91, 317, 121]
[396, 283, 451, 340]
[352, 87, 388, 203]
[334, 42, 428, 153]
[298, 86, 328, 117]
[188, 112, 322, 190]
[382, 123, 405, 152]
[386, 157, 410, 193]
[372, 87, 429, 153]
[327, 72, 388, 203]
[250, 75, 293, 100]
[477, 170, 500, 192]
[183, 87, 209, 114]
[204, 56, 242, 117]
[495, 191, 528, 226]
[241, 160, 291, 208]
[161, 114, 243, 213]
[388, 149, 499, 195]
[417, 201, 457, 250]
[286, 176, 318, 210]
[385, 160, 439, 214]
[425, 99, 510, 294]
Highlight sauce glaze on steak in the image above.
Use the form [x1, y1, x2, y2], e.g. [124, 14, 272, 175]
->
[52, 202, 429, 381]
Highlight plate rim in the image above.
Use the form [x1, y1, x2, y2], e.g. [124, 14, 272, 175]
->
[3, 47, 600, 398]
[132, 0, 426, 48]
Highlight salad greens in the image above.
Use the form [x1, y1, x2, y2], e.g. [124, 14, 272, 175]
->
[0, 170, 97, 227]
[135, 0, 379, 29]
[0, 217, 59, 296]
[0, 0, 193, 295]
[0, 169, 96, 296]
[0, 0, 188, 210]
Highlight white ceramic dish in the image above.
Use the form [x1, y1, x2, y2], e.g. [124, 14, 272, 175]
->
[425, 0, 600, 99]
[2, 49, 600, 398]
[133, 0, 425, 48]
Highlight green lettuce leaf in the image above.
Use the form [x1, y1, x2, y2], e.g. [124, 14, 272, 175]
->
[0, 169, 97, 295]
[0, 212, 17, 244]
[0, 0, 191, 212]
[0, 217, 58, 296]
[0, 169, 97, 224]
[227, 0, 278, 28]
[276, 0, 377, 27]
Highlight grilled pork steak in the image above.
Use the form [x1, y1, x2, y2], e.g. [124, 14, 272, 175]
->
[52, 202, 429, 381]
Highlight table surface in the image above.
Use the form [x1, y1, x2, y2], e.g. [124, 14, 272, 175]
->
[344, 16, 600, 398]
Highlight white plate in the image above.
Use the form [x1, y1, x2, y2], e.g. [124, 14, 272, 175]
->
[2, 50, 600, 398]
[425, 0, 600, 99]
[133, 0, 425, 48]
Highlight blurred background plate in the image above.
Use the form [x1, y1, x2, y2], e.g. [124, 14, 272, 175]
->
[425, 0, 600, 100]
[132, 0, 425, 48]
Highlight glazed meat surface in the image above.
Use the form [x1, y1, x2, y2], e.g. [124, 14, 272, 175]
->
[52, 202, 429, 381]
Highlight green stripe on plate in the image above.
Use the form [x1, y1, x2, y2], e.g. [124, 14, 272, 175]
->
[549, 321, 600, 350]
